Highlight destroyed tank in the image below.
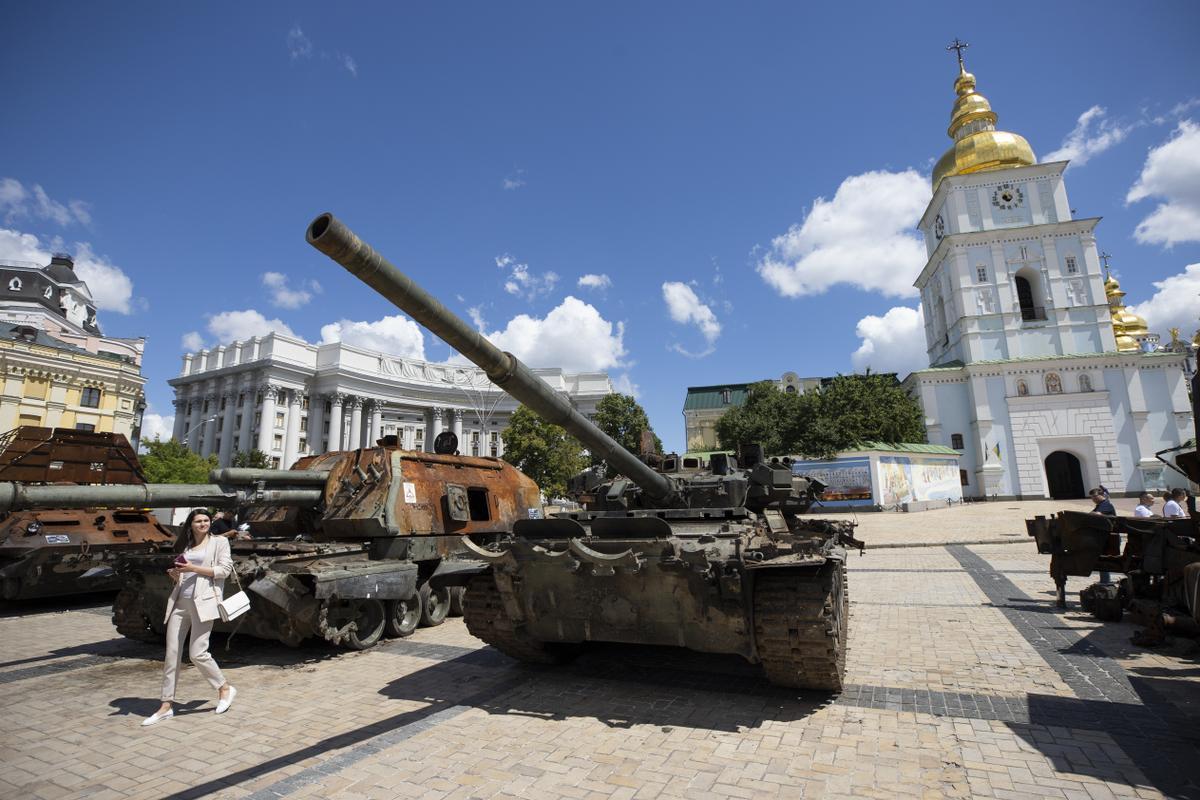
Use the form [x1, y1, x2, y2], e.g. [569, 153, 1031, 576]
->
[307, 212, 864, 690]
[0, 441, 541, 649]
[0, 427, 175, 600]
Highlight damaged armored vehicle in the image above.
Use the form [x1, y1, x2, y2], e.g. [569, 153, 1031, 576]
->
[306, 212, 864, 690]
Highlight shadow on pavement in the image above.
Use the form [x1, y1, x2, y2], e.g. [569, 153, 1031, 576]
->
[0, 591, 116, 618]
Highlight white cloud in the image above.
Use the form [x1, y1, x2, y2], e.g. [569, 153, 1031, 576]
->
[0, 178, 92, 227]
[1127, 263, 1200, 336]
[181, 331, 204, 351]
[139, 408, 175, 445]
[0, 228, 134, 314]
[662, 281, 720, 356]
[340, 54, 357, 77]
[850, 305, 928, 378]
[578, 273, 612, 291]
[612, 372, 640, 398]
[320, 315, 425, 359]
[1126, 120, 1200, 247]
[208, 309, 297, 344]
[475, 296, 626, 372]
[1043, 106, 1136, 167]
[757, 169, 929, 299]
[496, 254, 558, 301]
[502, 168, 526, 190]
[286, 25, 312, 59]
[262, 271, 320, 309]
[467, 305, 486, 331]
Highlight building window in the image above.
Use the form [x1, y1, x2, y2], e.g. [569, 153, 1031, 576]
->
[19, 413, 41, 426]
[254, 412, 261, 428]
[270, 457, 280, 468]
[275, 411, 285, 429]
[214, 437, 221, 452]
[299, 438, 306, 451]
[1014, 274, 1045, 321]
[75, 423, 96, 432]
[976, 266, 987, 282]
[784, 384, 796, 394]
[1016, 379, 1029, 397]
[951, 433, 964, 450]
[1079, 374, 1093, 392]
[80, 387, 102, 408]
[273, 434, 283, 450]
[235, 414, 242, 430]
[490, 445, 498, 457]
[300, 417, 308, 432]
[721, 389, 732, 404]
[959, 469, 969, 487]
[1065, 255, 1077, 274]
[415, 430, 424, 442]
[1045, 373, 1063, 394]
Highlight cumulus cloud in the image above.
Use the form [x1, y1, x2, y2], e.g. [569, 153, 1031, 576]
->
[181, 331, 205, 351]
[497, 254, 558, 300]
[0, 228, 134, 314]
[850, 305, 928, 378]
[1127, 263, 1200, 336]
[662, 281, 720, 357]
[262, 271, 320, 309]
[139, 407, 175, 446]
[320, 315, 425, 359]
[0, 178, 92, 227]
[502, 168, 526, 190]
[208, 309, 297, 344]
[286, 25, 313, 59]
[472, 296, 626, 372]
[612, 372, 640, 398]
[467, 305, 487, 331]
[1043, 106, 1137, 167]
[1126, 120, 1200, 247]
[577, 273, 612, 291]
[757, 169, 929, 299]
[340, 54, 358, 77]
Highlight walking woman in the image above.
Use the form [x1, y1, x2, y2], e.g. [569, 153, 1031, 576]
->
[142, 508, 237, 725]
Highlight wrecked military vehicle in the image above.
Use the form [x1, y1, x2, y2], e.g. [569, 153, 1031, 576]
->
[307, 211, 864, 690]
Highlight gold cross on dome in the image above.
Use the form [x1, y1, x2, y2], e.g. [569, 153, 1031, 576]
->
[1100, 251, 1113, 273]
[947, 38, 969, 70]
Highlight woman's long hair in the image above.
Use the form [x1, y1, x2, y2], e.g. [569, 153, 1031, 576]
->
[174, 508, 212, 553]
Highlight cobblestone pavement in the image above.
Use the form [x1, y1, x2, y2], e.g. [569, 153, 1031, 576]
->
[1, 502, 1198, 800]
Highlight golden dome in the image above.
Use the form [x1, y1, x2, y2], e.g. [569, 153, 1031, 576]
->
[932, 65, 1037, 190]
[1104, 269, 1150, 352]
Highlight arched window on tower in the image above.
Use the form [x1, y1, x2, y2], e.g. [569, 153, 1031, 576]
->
[1014, 268, 1046, 321]
[1045, 373, 1063, 394]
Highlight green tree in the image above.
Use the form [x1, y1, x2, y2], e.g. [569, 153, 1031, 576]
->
[231, 449, 272, 469]
[501, 405, 587, 499]
[139, 439, 219, 484]
[591, 393, 662, 474]
[715, 374, 925, 460]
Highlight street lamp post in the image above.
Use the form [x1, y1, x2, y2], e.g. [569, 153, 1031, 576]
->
[180, 415, 217, 449]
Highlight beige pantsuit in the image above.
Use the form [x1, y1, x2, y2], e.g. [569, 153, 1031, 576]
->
[161, 595, 226, 701]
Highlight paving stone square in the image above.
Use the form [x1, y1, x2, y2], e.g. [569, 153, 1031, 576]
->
[1, 500, 1197, 799]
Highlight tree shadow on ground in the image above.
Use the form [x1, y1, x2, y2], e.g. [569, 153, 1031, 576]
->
[0, 591, 116, 618]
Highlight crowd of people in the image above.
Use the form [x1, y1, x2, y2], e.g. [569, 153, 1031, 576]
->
[1088, 486, 1191, 518]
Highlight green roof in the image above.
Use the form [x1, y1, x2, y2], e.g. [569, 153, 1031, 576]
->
[683, 383, 752, 411]
[912, 350, 1183, 374]
[849, 441, 960, 455]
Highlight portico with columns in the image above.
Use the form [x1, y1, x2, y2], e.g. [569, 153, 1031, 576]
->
[169, 333, 613, 468]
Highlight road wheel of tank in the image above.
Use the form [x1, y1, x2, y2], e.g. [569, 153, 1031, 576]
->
[419, 583, 451, 627]
[461, 574, 579, 665]
[449, 585, 466, 617]
[323, 599, 386, 650]
[112, 588, 162, 643]
[753, 562, 848, 691]
[385, 596, 421, 638]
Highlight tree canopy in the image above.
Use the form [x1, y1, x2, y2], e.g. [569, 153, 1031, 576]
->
[715, 374, 926, 459]
[139, 438, 219, 484]
[231, 449, 272, 469]
[591, 393, 661, 474]
[501, 405, 587, 499]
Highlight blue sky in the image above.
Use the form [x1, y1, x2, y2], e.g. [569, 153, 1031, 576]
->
[3, 2, 1198, 453]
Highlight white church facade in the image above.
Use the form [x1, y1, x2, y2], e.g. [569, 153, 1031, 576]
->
[903, 52, 1192, 499]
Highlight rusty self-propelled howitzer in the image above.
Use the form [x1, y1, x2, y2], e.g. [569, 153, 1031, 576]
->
[307, 212, 864, 690]
[0, 440, 541, 649]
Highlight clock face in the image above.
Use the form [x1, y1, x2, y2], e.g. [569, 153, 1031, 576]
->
[992, 182, 1024, 210]
[934, 214, 945, 239]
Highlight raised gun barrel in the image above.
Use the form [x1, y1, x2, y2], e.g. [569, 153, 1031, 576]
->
[0, 483, 323, 513]
[306, 212, 675, 502]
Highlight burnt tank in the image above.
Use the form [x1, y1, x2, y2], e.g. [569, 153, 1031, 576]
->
[0, 441, 541, 649]
[0, 427, 176, 600]
[307, 212, 864, 690]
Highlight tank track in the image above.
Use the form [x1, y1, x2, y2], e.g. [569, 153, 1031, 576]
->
[753, 562, 848, 691]
[112, 588, 161, 643]
[462, 574, 573, 664]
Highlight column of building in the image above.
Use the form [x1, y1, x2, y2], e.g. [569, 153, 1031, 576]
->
[199, 392, 218, 458]
[327, 393, 345, 453]
[218, 387, 237, 465]
[172, 398, 187, 441]
[257, 385, 278, 454]
[450, 408, 463, 453]
[347, 396, 363, 451]
[369, 401, 383, 447]
[186, 388, 204, 452]
[282, 390, 303, 467]
[236, 387, 254, 456]
[307, 393, 325, 454]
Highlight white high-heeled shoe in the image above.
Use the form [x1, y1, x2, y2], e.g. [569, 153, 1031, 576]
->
[141, 708, 174, 726]
[215, 685, 237, 714]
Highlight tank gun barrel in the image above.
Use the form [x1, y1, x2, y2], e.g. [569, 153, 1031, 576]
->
[0, 483, 323, 513]
[306, 212, 675, 502]
[209, 468, 330, 485]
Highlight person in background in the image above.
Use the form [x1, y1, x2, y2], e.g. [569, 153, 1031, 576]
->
[209, 510, 233, 536]
[1164, 489, 1189, 518]
[1133, 493, 1157, 518]
[141, 508, 237, 726]
[1089, 488, 1116, 516]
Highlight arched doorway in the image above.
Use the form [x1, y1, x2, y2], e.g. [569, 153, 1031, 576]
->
[1044, 451, 1085, 499]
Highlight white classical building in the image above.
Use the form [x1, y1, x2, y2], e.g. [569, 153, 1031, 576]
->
[902, 55, 1192, 500]
[168, 333, 614, 468]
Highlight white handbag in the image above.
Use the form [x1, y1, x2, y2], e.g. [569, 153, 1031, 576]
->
[217, 564, 251, 622]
